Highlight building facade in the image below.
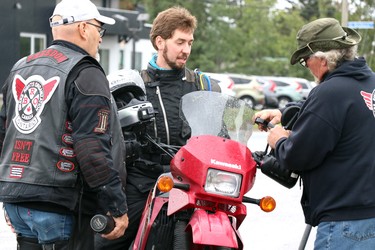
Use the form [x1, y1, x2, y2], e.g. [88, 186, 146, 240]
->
[0, 0, 154, 89]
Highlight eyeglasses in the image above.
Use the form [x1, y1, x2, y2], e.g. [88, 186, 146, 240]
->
[86, 22, 106, 38]
[299, 56, 311, 67]
[299, 42, 319, 67]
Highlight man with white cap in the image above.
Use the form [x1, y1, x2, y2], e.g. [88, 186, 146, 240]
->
[253, 18, 375, 249]
[0, 0, 128, 249]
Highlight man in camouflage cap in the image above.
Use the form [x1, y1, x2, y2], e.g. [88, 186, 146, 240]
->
[254, 18, 375, 249]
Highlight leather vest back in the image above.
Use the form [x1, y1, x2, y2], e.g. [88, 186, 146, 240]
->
[0, 45, 86, 187]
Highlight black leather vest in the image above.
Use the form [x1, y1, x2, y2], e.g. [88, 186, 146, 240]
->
[0, 45, 85, 187]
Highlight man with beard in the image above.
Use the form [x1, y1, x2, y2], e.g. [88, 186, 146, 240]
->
[95, 6, 220, 249]
[253, 18, 375, 249]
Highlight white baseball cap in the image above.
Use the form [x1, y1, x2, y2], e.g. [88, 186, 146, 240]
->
[50, 0, 115, 27]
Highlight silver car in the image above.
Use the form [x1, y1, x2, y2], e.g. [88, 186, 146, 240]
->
[261, 77, 304, 109]
[282, 77, 316, 99]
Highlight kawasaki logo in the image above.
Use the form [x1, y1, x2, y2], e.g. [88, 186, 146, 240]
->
[211, 159, 241, 170]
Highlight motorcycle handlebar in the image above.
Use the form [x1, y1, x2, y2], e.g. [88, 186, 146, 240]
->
[254, 117, 274, 129]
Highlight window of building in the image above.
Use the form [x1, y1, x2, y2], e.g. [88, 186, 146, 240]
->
[101, 0, 112, 7]
[134, 51, 142, 70]
[119, 50, 125, 69]
[20, 33, 47, 57]
[99, 49, 110, 74]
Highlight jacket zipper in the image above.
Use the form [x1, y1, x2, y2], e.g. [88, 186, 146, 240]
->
[156, 86, 170, 144]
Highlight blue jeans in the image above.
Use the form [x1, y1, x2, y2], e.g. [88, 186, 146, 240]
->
[314, 218, 375, 249]
[4, 203, 73, 244]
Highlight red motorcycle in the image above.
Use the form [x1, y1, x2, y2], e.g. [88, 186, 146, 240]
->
[131, 91, 276, 250]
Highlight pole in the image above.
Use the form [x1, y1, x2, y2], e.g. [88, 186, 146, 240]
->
[298, 224, 312, 250]
[341, 0, 348, 26]
[131, 34, 136, 69]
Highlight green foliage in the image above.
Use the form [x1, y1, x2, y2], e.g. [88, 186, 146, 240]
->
[345, 0, 375, 70]
[134, 0, 374, 78]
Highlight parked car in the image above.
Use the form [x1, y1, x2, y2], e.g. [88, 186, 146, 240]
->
[252, 77, 280, 108]
[203, 72, 236, 96]
[260, 76, 304, 109]
[226, 73, 266, 109]
[280, 77, 316, 99]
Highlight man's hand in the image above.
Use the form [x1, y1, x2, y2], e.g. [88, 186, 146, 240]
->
[252, 109, 282, 131]
[101, 213, 129, 240]
[268, 125, 290, 149]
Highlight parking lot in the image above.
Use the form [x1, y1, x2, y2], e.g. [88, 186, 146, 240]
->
[204, 73, 315, 110]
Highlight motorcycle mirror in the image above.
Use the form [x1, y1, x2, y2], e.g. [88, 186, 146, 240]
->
[281, 106, 300, 130]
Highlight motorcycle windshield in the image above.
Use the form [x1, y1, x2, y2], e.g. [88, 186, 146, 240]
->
[180, 91, 255, 145]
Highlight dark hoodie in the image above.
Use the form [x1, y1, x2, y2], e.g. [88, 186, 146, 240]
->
[275, 57, 375, 226]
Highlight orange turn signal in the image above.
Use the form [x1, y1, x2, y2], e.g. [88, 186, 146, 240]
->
[259, 196, 276, 212]
[157, 175, 174, 192]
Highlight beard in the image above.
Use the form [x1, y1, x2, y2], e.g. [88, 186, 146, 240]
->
[162, 46, 187, 70]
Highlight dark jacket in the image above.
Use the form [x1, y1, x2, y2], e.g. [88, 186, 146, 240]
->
[126, 64, 220, 193]
[0, 41, 127, 216]
[275, 57, 375, 226]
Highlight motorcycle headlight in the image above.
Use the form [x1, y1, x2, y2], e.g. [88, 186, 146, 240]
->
[204, 169, 242, 198]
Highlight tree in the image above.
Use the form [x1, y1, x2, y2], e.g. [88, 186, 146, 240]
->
[345, 0, 375, 70]
[124, 0, 374, 77]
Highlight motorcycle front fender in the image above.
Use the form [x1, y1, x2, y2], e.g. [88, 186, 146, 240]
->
[187, 210, 239, 249]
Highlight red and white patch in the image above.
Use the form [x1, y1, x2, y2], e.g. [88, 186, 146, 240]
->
[62, 134, 74, 145]
[59, 147, 76, 158]
[57, 160, 75, 172]
[12, 74, 60, 134]
[9, 166, 24, 178]
[65, 121, 73, 132]
[360, 90, 375, 117]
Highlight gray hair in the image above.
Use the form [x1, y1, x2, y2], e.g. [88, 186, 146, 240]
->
[314, 45, 358, 71]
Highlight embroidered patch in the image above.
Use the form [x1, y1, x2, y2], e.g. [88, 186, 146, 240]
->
[65, 121, 73, 132]
[57, 160, 75, 172]
[94, 109, 109, 134]
[26, 48, 68, 64]
[10, 166, 24, 178]
[360, 90, 375, 117]
[11, 139, 34, 165]
[12, 74, 60, 134]
[59, 147, 75, 158]
[62, 134, 74, 145]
